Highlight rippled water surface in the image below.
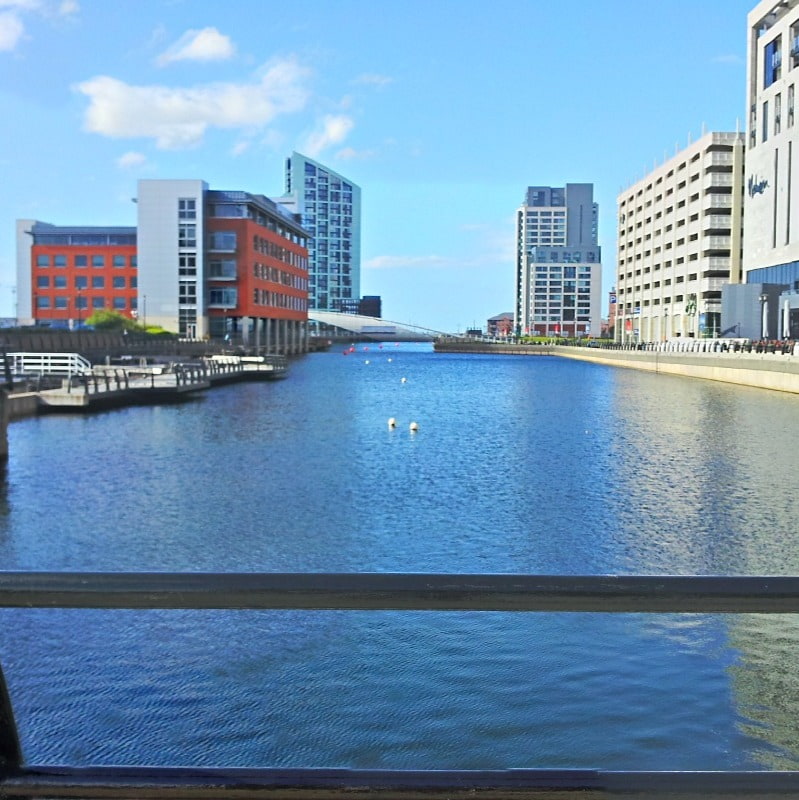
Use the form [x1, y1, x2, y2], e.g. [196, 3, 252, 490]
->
[2, 345, 799, 770]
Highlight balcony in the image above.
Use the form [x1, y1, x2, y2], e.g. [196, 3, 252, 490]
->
[704, 173, 733, 190]
[3, 572, 799, 799]
[703, 235, 731, 250]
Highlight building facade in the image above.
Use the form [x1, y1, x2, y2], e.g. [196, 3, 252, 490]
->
[515, 184, 602, 338]
[277, 152, 361, 312]
[15, 221, 137, 327]
[615, 131, 745, 343]
[744, 1, 799, 299]
[137, 180, 310, 350]
[16, 181, 311, 353]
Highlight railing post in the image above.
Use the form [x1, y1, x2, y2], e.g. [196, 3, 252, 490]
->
[0, 662, 22, 773]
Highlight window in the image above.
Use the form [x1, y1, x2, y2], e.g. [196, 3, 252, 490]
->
[130, 276, 137, 288]
[75, 276, 88, 289]
[113, 276, 125, 289]
[179, 255, 196, 275]
[178, 224, 196, 247]
[54, 275, 67, 288]
[763, 100, 769, 143]
[54, 255, 67, 268]
[790, 85, 795, 127]
[765, 35, 782, 88]
[113, 255, 126, 268]
[113, 297, 126, 310]
[36, 255, 49, 267]
[776, 93, 782, 135]
[36, 296, 50, 309]
[36, 276, 49, 288]
[209, 287, 237, 306]
[75, 255, 88, 268]
[209, 260, 237, 279]
[92, 255, 105, 268]
[55, 297, 68, 309]
[92, 297, 105, 309]
[209, 231, 236, 251]
[178, 198, 196, 219]
[92, 276, 104, 289]
[76, 297, 88, 310]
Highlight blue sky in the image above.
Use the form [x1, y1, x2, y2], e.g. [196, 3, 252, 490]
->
[1, 0, 754, 332]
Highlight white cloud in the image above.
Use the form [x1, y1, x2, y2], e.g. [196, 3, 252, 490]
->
[302, 114, 354, 157]
[75, 57, 311, 150]
[57, 0, 78, 15]
[0, 11, 23, 50]
[157, 26, 235, 66]
[712, 53, 743, 65]
[117, 151, 147, 169]
[353, 73, 393, 88]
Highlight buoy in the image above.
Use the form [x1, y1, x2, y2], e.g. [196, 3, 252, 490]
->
[388, 417, 396, 428]
[365, 359, 370, 364]
[409, 421, 419, 432]
[401, 377, 407, 383]
[388, 358, 392, 363]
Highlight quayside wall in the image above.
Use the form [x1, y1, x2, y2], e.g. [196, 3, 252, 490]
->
[553, 346, 799, 394]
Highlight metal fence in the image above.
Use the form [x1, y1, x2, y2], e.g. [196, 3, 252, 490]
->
[2, 572, 799, 799]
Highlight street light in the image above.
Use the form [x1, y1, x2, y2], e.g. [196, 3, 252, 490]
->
[759, 293, 769, 339]
[76, 289, 82, 329]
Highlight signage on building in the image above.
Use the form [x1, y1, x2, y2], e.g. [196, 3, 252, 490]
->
[747, 175, 769, 197]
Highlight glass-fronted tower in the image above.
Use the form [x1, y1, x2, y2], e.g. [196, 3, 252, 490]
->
[277, 152, 361, 312]
[515, 184, 602, 338]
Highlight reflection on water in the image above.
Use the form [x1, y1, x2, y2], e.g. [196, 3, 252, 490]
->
[1, 348, 799, 769]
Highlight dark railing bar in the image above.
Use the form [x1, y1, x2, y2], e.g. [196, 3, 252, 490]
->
[2, 572, 799, 612]
[5, 766, 799, 798]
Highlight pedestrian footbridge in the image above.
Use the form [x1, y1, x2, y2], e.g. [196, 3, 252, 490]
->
[308, 311, 445, 342]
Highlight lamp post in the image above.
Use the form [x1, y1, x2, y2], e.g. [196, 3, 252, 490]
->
[76, 289, 82, 329]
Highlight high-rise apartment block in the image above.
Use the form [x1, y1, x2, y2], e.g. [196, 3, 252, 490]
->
[615, 132, 745, 342]
[515, 184, 602, 338]
[277, 152, 361, 312]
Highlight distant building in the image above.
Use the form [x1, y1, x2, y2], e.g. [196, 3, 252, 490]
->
[277, 152, 361, 313]
[15, 221, 137, 327]
[515, 184, 602, 338]
[607, 288, 618, 337]
[358, 295, 382, 317]
[16, 180, 312, 354]
[615, 131, 745, 342]
[137, 180, 310, 349]
[743, 1, 799, 337]
[487, 312, 513, 337]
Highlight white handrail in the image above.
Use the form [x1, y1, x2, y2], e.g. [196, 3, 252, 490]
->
[7, 352, 92, 376]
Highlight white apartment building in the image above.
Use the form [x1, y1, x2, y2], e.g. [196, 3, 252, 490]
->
[515, 184, 602, 338]
[615, 131, 744, 343]
[277, 152, 361, 313]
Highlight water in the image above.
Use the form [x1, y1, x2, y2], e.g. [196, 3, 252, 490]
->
[2, 344, 799, 770]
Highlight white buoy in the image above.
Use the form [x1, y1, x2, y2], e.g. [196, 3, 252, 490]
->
[388, 358, 392, 363]
[409, 421, 419, 432]
[388, 417, 396, 428]
[401, 377, 407, 383]
[365, 360, 370, 364]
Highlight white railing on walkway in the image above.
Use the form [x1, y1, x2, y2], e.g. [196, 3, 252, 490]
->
[7, 352, 92, 376]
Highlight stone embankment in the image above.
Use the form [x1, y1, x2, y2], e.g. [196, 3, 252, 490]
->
[434, 338, 799, 394]
[554, 345, 799, 394]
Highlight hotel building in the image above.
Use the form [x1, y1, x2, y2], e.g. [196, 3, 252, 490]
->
[615, 131, 745, 343]
[744, 0, 799, 337]
[276, 152, 361, 313]
[515, 184, 602, 338]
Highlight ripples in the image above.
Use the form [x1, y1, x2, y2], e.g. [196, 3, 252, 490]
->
[3, 348, 799, 769]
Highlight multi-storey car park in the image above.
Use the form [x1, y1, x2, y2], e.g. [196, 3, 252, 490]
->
[615, 131, 745, 343]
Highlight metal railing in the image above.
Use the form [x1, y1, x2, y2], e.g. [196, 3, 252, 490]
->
[7, 352, 92, 377]
[3, 572, 799, 799]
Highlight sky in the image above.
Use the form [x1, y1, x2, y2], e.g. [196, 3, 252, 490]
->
[0, 0, 756, 333]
